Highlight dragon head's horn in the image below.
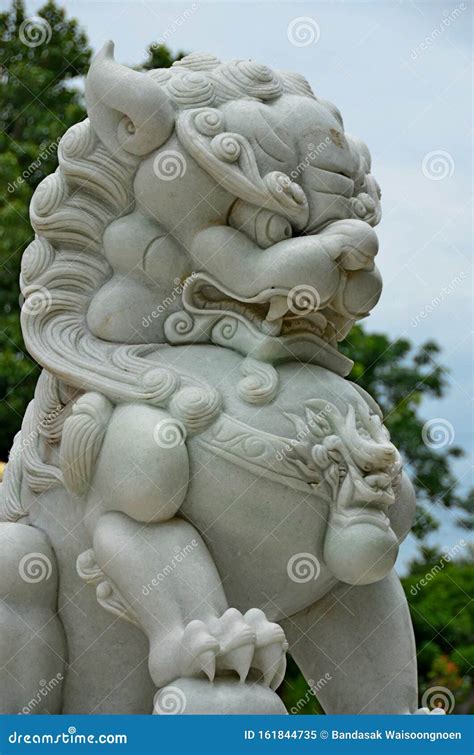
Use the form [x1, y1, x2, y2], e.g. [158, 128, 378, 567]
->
[85, 41, 174, 159]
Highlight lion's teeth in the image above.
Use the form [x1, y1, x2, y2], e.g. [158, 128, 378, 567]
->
[266, 296, 289, 322]
[261, 318, 282, 336]
[306, 311, 328, 330]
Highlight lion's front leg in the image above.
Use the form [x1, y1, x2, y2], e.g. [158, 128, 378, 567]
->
[81, 512, 287, 714]
[62, 398, 288, 714]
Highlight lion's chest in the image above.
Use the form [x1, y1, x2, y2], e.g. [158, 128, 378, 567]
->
[181, 440, 338, 620]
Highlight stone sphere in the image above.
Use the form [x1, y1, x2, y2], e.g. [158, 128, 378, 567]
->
[323, 520, 399, 585]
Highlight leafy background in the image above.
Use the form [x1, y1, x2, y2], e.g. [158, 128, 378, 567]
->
[0, 0, 472, 714]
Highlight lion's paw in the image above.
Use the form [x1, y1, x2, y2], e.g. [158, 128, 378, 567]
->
[179, 608, 288, 690]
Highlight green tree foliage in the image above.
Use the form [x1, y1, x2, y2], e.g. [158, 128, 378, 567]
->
[402, 546, 474, 713]
[0, 0, 90, 458]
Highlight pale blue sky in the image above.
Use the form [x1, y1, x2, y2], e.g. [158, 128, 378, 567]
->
[5, 0, 473, 568]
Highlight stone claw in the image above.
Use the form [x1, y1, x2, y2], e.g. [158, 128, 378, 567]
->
[244, 608, 288, 689]
[177, 607, 288, 689]
[210, 607, 256, 682]
[220, 645, 255, 683]
[180, 619, 219, 680]
[197, 649, 217, 683]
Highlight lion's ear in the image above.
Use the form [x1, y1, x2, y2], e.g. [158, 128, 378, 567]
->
[176, 108, 309, 232]
[85, 41, 174, 161]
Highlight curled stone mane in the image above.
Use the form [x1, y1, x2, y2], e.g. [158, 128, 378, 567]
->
[149, 52, 316, 107]
[22, 119, 202, 403]
[3, 120, 141, 517]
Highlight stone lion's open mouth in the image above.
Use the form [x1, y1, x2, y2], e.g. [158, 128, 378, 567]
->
[164, 272, 355, 375]
[184, 276, 345, 347]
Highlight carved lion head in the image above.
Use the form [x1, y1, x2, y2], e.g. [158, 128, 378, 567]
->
[21, 44, 383, 412]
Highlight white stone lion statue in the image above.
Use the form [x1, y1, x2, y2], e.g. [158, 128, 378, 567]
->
[0, 45, 437, 715]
